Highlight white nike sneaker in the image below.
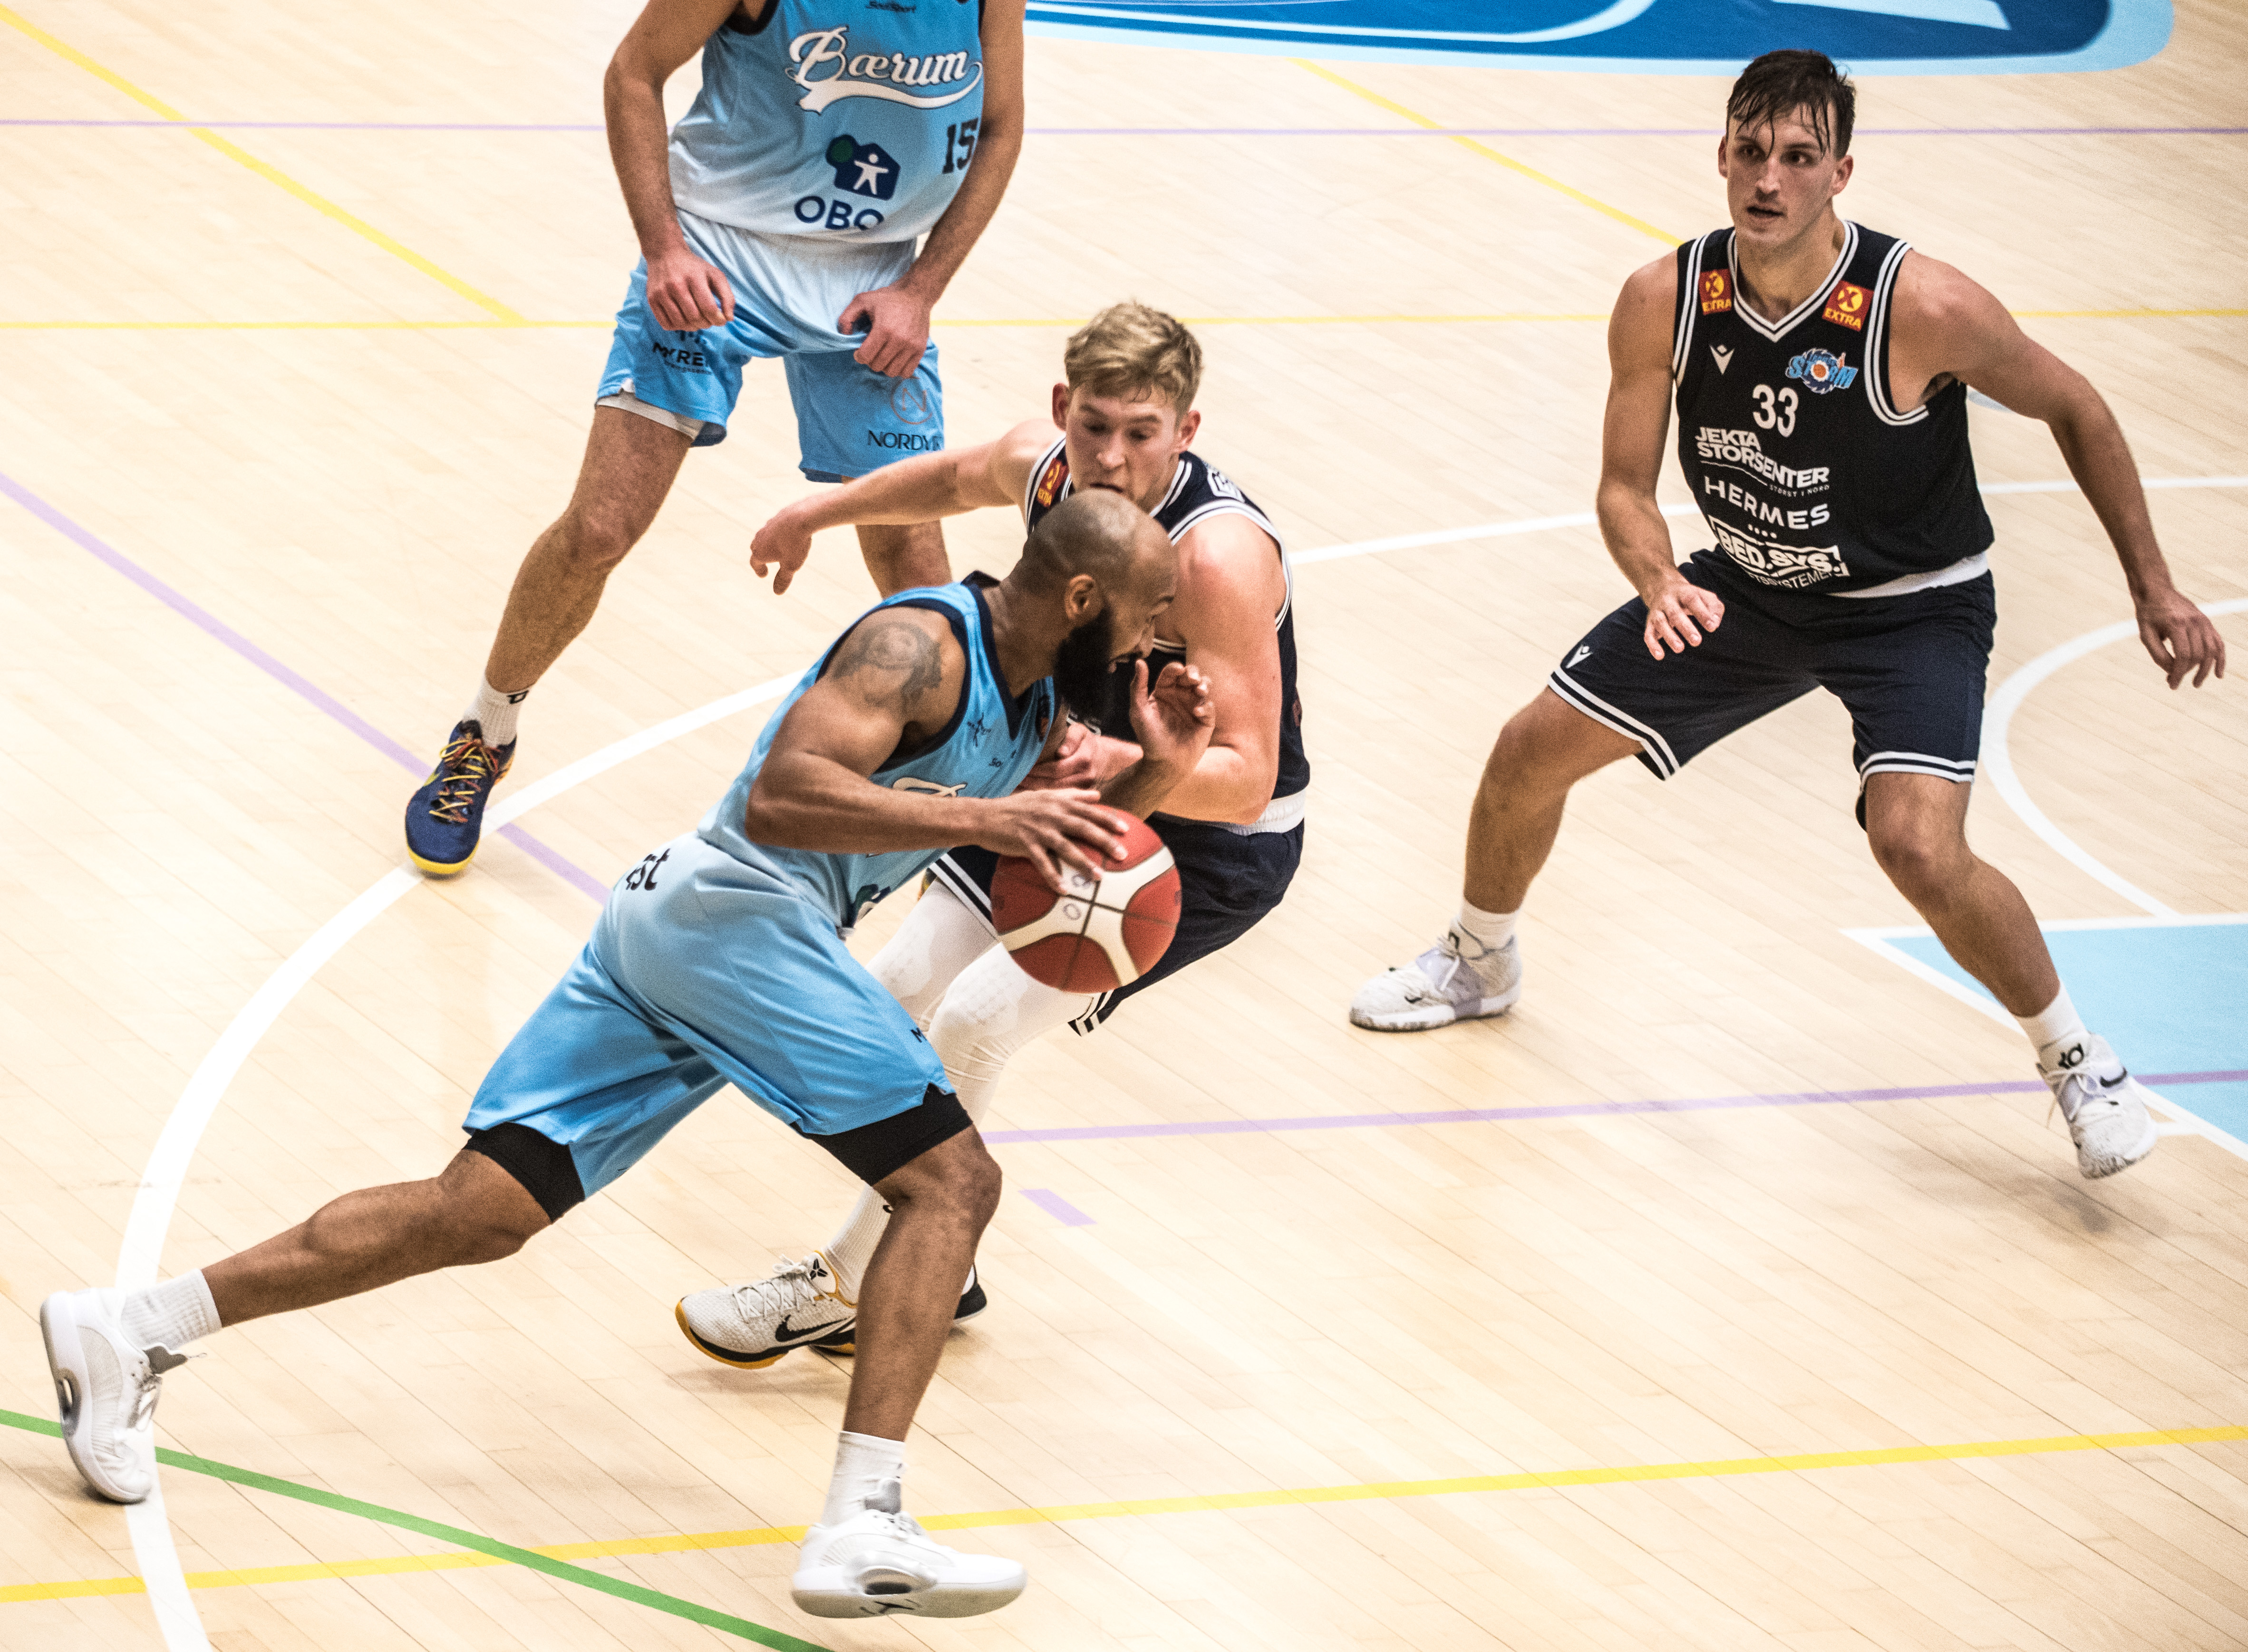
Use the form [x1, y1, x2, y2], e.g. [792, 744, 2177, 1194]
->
[1349, 927, 1523, 1032]
[41, 1287, 187, 1504]
[793, 1479, 1027, 1619]
[676, 1252, 857, 1370]
[2043, 1034, 2159, 1179]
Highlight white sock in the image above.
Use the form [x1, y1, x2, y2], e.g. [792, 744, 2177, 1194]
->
[824, 1188, 890, 1301]
[2018, 986, 2089, 1072]
[1453, 898, 1519, 956]
[120, 1270, 220, 1353]
[820, 1430, 906, 1527]
[463, 674, 529, 749]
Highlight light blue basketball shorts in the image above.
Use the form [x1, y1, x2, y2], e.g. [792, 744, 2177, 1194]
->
[595, 208, 943, 481]
[462, 833, 950, 1199]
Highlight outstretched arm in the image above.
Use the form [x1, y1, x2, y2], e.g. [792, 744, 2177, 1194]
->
[745, 606, 1129, 885]
[1891, 253, 2226, 689]
[751, 419, 1055, 592]
[1598, 255, 1723, 659]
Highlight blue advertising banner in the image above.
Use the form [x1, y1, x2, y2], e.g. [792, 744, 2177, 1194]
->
[1023, 1, 2171, 76]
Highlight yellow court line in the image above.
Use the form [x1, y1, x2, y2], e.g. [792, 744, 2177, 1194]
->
[1291, 59, 1682, 245]
[8, 1422, 2243, 1606]
[3, 309, 2239, 334]
[0, 2, 523, 323]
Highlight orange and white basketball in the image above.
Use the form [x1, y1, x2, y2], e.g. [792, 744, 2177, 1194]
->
[990, 815, 1181, 994]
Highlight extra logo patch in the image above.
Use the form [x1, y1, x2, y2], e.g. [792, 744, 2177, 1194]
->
[1822, 281, 1869, 330]
[826, 134, 901, 200]
[1699, 269, 1733, 315]
[1787, 349, 1858, 395]
[1034, 452, 1068, 507]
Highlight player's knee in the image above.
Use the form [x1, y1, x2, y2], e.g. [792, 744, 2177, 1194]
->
[556, 501, 646, 573]
[1867, 816, 1967, 898]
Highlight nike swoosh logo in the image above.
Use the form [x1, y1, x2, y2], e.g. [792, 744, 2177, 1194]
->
[773, 1313, 846, 1343]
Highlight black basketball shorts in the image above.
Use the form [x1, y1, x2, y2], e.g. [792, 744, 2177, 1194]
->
[928, 811, 1304, 1032]
[1545, 549, 1996, 819]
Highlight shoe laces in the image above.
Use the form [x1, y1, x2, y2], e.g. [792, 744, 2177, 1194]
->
[127, 1347, 186, 1431]
[425, 734, 502, 824]
[737, 1254, 835, 1314]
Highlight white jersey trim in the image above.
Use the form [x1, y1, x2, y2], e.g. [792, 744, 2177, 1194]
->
[1864, 236, 1929, 428]
[1831, 550, 1989, 599]
[1729, 222, 1859, 344]
[1673, 232, 1713, 381]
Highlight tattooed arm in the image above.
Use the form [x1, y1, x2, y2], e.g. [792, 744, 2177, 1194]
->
[743, 607, 1130, 884]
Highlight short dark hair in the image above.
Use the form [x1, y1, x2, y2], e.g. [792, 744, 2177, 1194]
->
[1726, 49, 1856, 158]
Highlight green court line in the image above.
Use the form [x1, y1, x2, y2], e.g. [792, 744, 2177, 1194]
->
[0, 1409, 828, 1650]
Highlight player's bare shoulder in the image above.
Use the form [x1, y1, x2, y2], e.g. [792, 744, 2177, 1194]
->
[825, 604, 966, 736]
[1610, 252, 1682, 366]
[1172, 508, 1285, 636]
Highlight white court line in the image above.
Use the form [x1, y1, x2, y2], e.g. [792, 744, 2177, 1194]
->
[108, 477, 2244, 1643]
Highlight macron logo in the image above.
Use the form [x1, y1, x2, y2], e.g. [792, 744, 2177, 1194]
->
[1711, 345, 1734, 374]
[1567, 645, 1593, 668]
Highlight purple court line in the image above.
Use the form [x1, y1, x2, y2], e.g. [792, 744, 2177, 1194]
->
[980, 1071, 2248, 1147]
[1020, 1188, 1095, 1226]
[3, 120, 2242, 137]
[0, 467, 611, 904]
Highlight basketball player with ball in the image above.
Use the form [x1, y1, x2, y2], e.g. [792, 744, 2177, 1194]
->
[43, 489, 1208, 1622]
[677, 302, 1307, 1365]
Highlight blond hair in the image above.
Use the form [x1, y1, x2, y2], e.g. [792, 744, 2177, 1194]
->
[1062, 301, 1203, 412]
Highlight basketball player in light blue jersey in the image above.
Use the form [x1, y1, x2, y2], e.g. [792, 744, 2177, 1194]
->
[46, 493, 1212, 1622]
[402, 0, 1027, 878]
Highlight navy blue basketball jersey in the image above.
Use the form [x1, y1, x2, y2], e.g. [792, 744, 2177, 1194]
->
[1021, 436, 1309, 815]
[1673, 222, 1993, 602]
[700, 579, 1056, 929]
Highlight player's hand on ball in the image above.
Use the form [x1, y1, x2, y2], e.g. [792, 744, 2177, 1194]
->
[645, 245, 734, 331]
[1128, 659, 1215, 774]
[977, 788, 1131, 892]
[1021, 720, 1099, 792]
[1642, 574, 1725, 659]
[749, 507, 816, 595]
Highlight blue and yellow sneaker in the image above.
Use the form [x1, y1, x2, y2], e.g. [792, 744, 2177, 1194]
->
[404, 719, 515, 876]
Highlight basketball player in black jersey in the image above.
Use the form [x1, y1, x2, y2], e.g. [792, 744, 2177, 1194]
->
[1353, 51, 2225, 1181]
[676, 302, 1308, 1362]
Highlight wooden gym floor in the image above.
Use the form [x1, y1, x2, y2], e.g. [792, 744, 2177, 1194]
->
[2, 2, 2246, 1648]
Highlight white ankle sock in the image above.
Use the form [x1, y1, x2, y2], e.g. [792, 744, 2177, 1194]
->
[820, 1430, 906, 1527]
[1454, 899, 1519, 955]
[120, 1270, 220, 1353]
[463, 675, 529, 749]
[824, 1188, 891, 1301]
[2018, 986, 2089, 1072]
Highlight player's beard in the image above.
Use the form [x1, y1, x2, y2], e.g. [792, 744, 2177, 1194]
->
[1053, 606, 1132, 725]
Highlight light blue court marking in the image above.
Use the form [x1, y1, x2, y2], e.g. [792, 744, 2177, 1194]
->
[1853, 916, 2248, 1147]
[1023, 0, 2171, 75]
[1021, 1188, 1096, 1226]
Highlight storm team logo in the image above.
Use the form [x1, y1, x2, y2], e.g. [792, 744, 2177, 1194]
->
[1787, 349, 1858, 395]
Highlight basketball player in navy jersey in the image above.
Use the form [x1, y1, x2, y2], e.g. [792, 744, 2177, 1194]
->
[47, 492, 1212, 1621]
[1352, 51, 2226, 1180]
[675, 302, 1309, 1364]
[402, 0, 1026, 876]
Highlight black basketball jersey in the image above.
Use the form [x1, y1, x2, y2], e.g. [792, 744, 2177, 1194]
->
[1021, 436, 1309, 808]
[1673, 222, 1992, 599]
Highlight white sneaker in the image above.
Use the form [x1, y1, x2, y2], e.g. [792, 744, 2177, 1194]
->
[1349, 927, 1523, 1032]
[676, 1252, 857, 1370]
[793, 1479, 1027, 1619]
[40, 1287, 186, 1504]
[2044, 1034, 2159, 1179]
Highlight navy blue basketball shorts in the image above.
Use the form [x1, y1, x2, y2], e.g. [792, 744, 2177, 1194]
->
[928, 812, 1304, 1032]
[1545, 549, 1996, 822]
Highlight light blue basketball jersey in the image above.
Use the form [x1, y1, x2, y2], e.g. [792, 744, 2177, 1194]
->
[668, 1, 988, 243]
[699, 580, 1056, 929]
